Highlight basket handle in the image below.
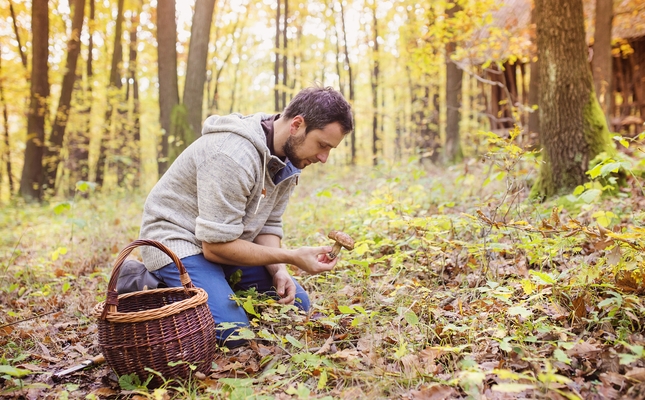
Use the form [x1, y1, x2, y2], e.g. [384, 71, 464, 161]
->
[100, 239, 195, 320]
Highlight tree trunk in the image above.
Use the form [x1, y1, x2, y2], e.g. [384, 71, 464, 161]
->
[96, 0, 125, 188]
[370, 1, 379, 167]
[282, 0, 288, 109]
[592, 0, 613, 125]
[531, 0, 614, 199]
[19, 0, 49, 201]
[184, 0, 216, 141]
[339, 2, 356, 165]
[156, 0, 180, 176]
[125, 5, 141, 187]
[0, 43, 14, 196]
[44, 0, 86, 193]
[9, 0, 27, 69]
[274, 0, 281, 111]
[444, 4, 463, 164]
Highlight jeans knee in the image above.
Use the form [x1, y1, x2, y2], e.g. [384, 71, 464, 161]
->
[295, 290, 310, 312]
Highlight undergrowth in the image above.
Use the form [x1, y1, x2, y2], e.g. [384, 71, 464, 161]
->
[1, 130, 645, 399]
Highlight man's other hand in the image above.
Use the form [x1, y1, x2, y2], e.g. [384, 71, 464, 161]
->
[271, 269, 297, 304]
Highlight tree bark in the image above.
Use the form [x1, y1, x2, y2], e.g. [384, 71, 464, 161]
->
[184, 0, 216, 141]
[531, 0, 614, 199]
[19, 0, 49, 201]
[444, 3, 463, 164]
[44, 0, 86, 193]
[96, 0, 125, 187]
[124, 5, 141, 187]
[156, 0, 180, 176]
[591, 0, 613, 125]
[528, 4, 540, 138]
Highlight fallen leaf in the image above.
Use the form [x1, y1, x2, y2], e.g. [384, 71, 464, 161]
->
[572, 295, 588, 319]
[626, 368, 645, 383]
[408, 385, 456, 400]
[90, 387, 118, 397]
[566, 341, 601, 358]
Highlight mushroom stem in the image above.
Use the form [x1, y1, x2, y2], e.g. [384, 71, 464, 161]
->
[328, 243, 342, 259]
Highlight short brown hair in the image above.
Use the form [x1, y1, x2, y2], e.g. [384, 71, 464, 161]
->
[283, 86, 354, 135]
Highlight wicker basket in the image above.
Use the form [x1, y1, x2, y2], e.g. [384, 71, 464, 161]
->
[94, 240, 217, 387]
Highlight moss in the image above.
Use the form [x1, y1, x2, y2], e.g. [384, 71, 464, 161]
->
[531, 90, 616, 201]
[583, 87, 615, 158]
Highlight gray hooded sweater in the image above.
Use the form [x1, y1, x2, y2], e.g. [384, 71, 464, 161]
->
[139, 113, 300, 271]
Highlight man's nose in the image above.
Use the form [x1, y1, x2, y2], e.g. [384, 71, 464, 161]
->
[317, 151, 329, 163]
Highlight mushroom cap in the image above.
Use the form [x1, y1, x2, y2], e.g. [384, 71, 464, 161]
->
[328, 230, 355, 250]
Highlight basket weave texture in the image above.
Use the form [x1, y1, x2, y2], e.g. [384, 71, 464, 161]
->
[94, 240, 217, 386]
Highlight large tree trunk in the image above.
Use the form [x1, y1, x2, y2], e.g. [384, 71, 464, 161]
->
[184, 0, 216, 141]
[531, 0, 614, 199]
[156, 0, 179, 176]
[19, 0, 49, 201]
[44, 0, 85, 193]
[96, 0, 125, 188]
[591, 0, 613, 125]
[444, 4, 463, 164]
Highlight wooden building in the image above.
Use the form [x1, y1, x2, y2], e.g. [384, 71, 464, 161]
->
[469, 0, 645, 136]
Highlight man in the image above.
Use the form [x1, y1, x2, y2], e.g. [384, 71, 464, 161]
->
[138, 86, 353, 347]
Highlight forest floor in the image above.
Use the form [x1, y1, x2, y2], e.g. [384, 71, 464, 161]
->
[2, 139, 645, 399]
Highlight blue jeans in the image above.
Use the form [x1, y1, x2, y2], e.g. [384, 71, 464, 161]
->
[151, 254, 310, 347]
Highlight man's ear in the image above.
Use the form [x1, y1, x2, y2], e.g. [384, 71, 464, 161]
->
[290, 115, 305, 135]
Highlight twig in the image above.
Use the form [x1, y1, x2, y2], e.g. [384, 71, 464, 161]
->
[0, 310, 57, 329]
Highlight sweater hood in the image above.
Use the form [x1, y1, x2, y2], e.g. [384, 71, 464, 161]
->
[201, 113, 271, 155]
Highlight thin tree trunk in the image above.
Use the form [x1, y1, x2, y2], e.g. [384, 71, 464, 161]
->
[96, 0, 125, 187]
[444, 3, 463, 164]
[532, 0, 614, 198]
[370, 1, 379, 166]
[275, 0, 281, 111]
[44, 0, 86, 193]
[19, 0, 49, 201]
[528, 6, 540, 138]
[9, 0, 27, 68]
[126, 5, 141, 187]
[0, 43, 14, 196]
[184, 0, 216, 141]
[592, 0, 613, 125]
[156, 0, 180, 176]
[339, 2, 355, 164]
[282, 0, 288, 109]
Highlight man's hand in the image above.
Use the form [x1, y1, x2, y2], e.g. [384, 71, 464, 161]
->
[271, 268, 297, 304]
[292, 246, 339, 274]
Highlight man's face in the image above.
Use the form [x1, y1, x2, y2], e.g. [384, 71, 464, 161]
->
[284, 119, 345, 169]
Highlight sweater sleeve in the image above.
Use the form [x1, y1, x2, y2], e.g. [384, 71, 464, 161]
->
[194, 152, 256, 244]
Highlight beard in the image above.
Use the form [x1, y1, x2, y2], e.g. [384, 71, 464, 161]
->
[283, 133, 308, 169]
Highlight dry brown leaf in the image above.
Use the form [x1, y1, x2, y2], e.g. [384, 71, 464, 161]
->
[566, 340, 601, 358]
[572, 295, 588, 319]
[408, 385, 456, 400]
[626, 368, 645, 383]
[90, 387, 118, 397]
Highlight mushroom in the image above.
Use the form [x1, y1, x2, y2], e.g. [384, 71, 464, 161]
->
[327, 230, 355, 259]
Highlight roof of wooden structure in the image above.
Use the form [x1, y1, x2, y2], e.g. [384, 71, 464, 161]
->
[463, 0, 645, 64]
